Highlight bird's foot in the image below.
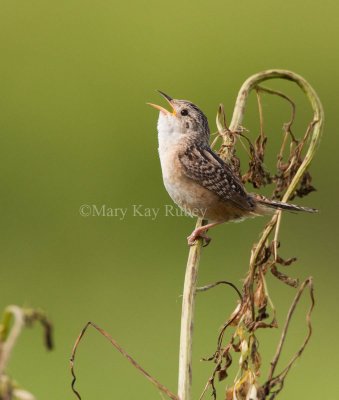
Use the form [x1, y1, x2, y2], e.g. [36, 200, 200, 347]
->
[187, 228, 212, 247]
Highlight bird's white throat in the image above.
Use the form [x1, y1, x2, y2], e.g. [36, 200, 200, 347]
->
[157, 112, 184, 153]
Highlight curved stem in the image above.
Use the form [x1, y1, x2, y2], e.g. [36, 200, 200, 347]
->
[177, 69, 324, 400]
[0, 306, 25, 376]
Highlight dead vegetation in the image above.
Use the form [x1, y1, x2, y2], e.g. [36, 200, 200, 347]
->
[69, 70, 323, 400]
[0, 305, 53, 400]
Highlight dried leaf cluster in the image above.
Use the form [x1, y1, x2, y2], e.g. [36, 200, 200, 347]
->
[200, 86, 318, 400]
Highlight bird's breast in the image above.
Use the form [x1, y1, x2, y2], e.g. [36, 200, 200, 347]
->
[158, 143, 220, 218]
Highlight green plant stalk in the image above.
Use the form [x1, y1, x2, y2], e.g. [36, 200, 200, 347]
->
[177, 69, 324, 400]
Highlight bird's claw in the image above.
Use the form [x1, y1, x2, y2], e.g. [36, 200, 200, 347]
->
[187, 231, 212, 247]
[202, 235, 212, 247]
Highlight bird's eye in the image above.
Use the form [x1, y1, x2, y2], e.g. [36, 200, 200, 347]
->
[181, 109, 189, 116]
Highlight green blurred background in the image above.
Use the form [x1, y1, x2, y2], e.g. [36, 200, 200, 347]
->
[0, 0, 338, 398]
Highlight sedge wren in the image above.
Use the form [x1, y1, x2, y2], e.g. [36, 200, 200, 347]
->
[148, 91, 316, 246]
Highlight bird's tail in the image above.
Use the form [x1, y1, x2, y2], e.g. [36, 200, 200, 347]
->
[254, 196, 318, 214]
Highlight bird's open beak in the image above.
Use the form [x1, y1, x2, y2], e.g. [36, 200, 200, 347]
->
[147, 91, 176, 115]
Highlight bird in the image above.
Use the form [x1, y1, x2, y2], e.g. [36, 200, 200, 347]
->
[148, 91, 317, 246]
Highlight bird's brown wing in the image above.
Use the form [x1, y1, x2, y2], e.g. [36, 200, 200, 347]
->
[179, 145, 254, 211]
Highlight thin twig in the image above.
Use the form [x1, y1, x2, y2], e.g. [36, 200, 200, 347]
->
[196, 280, 242, 300]
[70, 321, 178, 400]
[267, 277, 315, 382]
[255, 89, 265, 142]
[273, 211, 282, 261]
[255, 85, 297, 137]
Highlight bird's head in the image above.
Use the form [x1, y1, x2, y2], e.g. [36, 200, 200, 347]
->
[148, 91, 210, 145]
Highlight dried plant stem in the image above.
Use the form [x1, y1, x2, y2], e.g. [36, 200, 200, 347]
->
[178, 70, 324, 400]
[0, 305, 25, 376]
[178, 218, 203, 400]
[70, 322, 179, 400]
[267, 277, 314, 382]
[0, 305, 53, 400]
